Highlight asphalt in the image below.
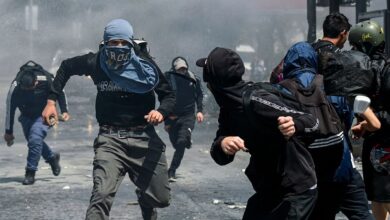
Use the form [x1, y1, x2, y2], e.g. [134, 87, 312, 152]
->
[0, 79, 362, 220]
[0, 115, 254, 220]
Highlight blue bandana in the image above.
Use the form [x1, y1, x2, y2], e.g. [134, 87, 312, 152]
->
[103, 19, 133, 44]
[104, 45, 132, 70]
[100, 48, 159, 93]
[99, 19, 159, 93]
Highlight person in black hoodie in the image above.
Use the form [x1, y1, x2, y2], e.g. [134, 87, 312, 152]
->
[42, 19, 175, 220]
[196, 47, 319, 220]
[164, 57, 204, 181]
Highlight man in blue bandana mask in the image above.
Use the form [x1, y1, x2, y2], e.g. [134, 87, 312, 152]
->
[99, 19, 159, 93]
[42, 19, 175, 220]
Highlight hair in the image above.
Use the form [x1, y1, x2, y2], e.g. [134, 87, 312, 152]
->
[323, 12, 352, 38]
[19, 72, 37, 89]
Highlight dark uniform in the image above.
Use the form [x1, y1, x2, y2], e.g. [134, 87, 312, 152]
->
[164, 57, 203, 179]
[362, 51, 390, 202]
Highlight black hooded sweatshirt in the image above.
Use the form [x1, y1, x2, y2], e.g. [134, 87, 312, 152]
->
[204, 48, 318, 195]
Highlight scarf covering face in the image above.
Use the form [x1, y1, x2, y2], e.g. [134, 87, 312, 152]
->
[104, 45, 132, 70]
[100, 19, 159, 93]
[196, 47, 250, 109]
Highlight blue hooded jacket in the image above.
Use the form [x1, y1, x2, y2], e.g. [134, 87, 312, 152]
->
[283, 41, 354, 183]
[283, 42, 317, 88]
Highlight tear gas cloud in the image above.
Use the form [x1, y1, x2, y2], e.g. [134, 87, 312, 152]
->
[0, 0, 384, 123]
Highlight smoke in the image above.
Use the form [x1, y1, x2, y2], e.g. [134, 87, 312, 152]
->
[0, 0, 385, 129]
[0, 0, 309, 78]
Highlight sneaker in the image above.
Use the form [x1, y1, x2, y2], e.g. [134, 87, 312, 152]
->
[22, 170, 35, 185]
[168, 169, 176, 182]
[48, 153, 61, 176]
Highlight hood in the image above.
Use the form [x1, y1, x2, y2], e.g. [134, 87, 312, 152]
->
[196, 47, 245, 87]
[283, 42, 318, 80]
[172, 57, 188, 71]
[196, 47, 249, 109]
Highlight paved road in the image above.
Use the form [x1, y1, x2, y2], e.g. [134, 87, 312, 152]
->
[0, 79, 361, 219]
[0, 116, 254, 220]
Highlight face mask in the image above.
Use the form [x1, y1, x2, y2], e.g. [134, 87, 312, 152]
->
[104, 45, 132, 70]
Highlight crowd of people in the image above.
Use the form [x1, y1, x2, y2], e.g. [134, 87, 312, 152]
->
[3, 12, 390, 220]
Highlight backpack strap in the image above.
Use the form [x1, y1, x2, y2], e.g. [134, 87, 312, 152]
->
[242, 83, 260, 129]
[312, 40, 332, 50]
[312, 40, 339, 53]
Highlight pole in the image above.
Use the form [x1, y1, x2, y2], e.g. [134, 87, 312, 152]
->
[29, 0, 33, 59]
[307, 0, 317, 43]
[386, 0, 390, 55]
[329, 0, 340, 13]
[356, 0, 367, 22]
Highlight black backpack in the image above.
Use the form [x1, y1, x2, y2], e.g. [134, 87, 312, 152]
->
[313, 41, 376, 97]
[279, 74, 344, 148]
[14, 60, 53, 85]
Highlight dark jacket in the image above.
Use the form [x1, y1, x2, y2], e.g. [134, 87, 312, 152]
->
[210, 85, 318, 195]
[312, 40, 357, 130]
[5, 72, 68, 134]
[312, 40, 358, 182]
[164, 69, 203, 116]
[48, 50, 175, 127]
[365, 52, 390, 143]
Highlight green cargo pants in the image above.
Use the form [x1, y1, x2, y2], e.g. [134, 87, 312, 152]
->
[86, 127, 170, 220]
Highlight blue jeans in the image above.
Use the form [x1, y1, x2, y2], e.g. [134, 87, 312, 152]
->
[19, 115, 54, 171]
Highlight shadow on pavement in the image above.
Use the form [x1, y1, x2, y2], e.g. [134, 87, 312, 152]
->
[0, 176, 24, 184]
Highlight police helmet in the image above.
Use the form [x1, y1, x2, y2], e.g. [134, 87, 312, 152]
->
[349, 20, 385, 54]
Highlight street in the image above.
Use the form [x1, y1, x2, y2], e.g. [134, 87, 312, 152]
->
[0, 112, 254, 220]
[0, 78, 357, 220]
